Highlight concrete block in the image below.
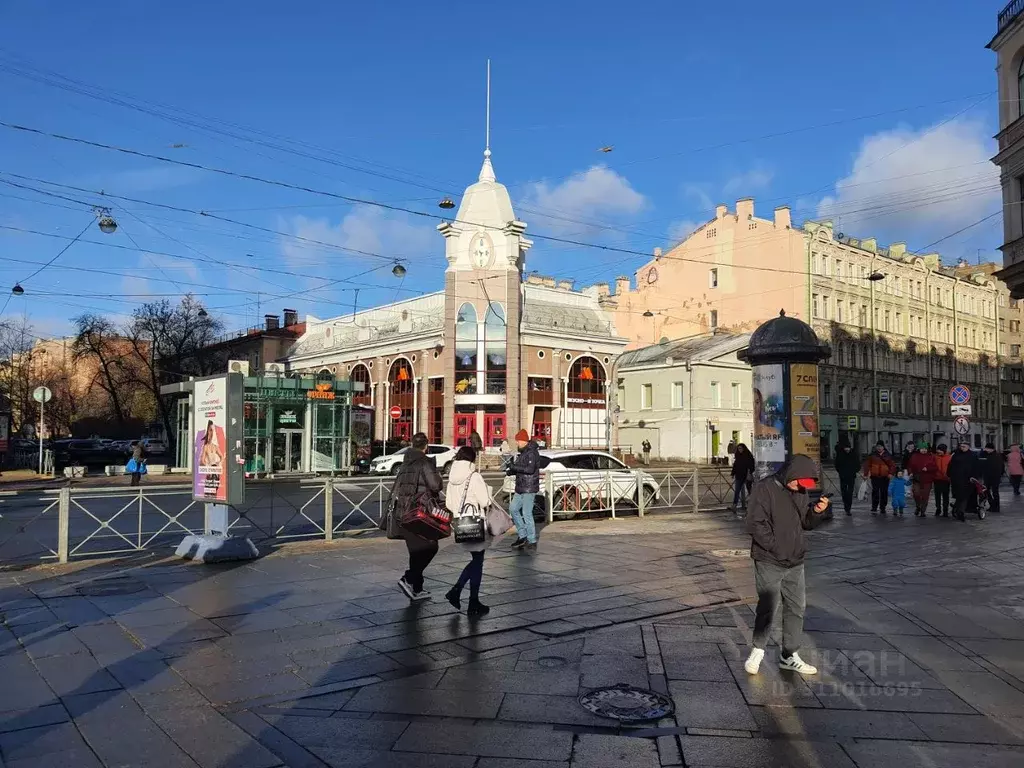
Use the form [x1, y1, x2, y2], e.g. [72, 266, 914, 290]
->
[175, 535, 258, 563]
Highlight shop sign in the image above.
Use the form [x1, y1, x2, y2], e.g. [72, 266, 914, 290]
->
[308, 382, 335, 401]
[278, 409, 299, 427]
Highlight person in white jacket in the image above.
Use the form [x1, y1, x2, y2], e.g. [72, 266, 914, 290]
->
[443, 446, 492, 616]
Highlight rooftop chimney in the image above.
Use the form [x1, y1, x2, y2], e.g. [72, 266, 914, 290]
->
[557, 279, 574, 291]
[653, 247, 662, 260]
[736, 198, 754, 221]
[615, 275, 631, 295]
[889, 242, 907, 259]
[594, 283, 610, 298]
[265, 314, 280, 331]
[715, 204, 728, 219]
[773, 206, 791, 229]
[283, 308, 298, 327]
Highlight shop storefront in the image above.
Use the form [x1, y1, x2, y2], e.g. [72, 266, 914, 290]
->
[163, 374, 355, 474]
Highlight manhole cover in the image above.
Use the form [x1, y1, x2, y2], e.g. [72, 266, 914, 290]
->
[76, 578, 147, 597]
[578, 684, 674, 723]
[536, 656, 568, 669]
[709, 549, 748, 558]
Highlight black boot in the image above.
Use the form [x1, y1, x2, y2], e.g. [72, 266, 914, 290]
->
[445, 588, 462, 610]
[467, 599, 490, 617]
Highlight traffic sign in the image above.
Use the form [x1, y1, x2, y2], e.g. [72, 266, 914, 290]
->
[845, 415, 859, 430]
[389, 405, 402, 420]
[953, 415, 970, 435]
[950, 404, 972, 417]
[32, 386, 52, 404]
[949, 385, 971, 405]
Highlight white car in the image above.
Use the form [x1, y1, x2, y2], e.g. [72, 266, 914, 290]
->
[370, 444, 457, 475]
[502, 449, 660, 518]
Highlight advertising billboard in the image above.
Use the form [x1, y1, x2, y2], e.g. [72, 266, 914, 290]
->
[789, 363, 820, 468]
[192, 374, 244, 505]
[752, 363, 786, 478]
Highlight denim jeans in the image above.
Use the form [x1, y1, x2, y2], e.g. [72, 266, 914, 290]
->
[509, 492, 537, 544]
[752, 560, 806, 658]
[732, 477, 748, 508]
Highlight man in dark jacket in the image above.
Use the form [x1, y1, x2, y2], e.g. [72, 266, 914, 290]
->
[744, 454, 830, 677]
[977, 442, 1005, 514]
[508, 429, 540, 552]
[730, 443, 755, 511]
[948, 441, 978, 521]
[833, 440, 860, 516]
[393, 432, 443, 601]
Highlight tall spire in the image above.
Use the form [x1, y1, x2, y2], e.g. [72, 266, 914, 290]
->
[479, 59, 495, 183]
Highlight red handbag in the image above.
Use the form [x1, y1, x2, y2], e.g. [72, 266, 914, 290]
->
[399, 492, 452, 540]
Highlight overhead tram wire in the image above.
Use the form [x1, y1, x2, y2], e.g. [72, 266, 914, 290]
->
[0, 129, 1003, 288]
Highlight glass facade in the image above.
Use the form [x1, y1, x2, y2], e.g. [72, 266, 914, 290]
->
[174, 374, 353, 475]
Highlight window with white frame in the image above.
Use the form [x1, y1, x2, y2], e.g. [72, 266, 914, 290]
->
[671, 382, 684, 409]
[838, 384, 846, 409]
[812, 294, 820, 318]
[710, 381, 721, 408]
[709, 268, 718, 288]
[641, 383, 653, 410]
[731, 382, 741, 408]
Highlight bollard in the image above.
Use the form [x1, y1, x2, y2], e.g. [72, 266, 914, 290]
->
[693, 467, 700, 513]
[545, 471, 554, 524]
[57, 487, 70, 564]
[607, 471, 615, 519]
[324, 478, 334, 541]
[636, 471, 645, 517]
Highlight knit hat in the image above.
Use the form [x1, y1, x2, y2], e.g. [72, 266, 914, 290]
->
[916, 440, 928, 449]
[514, 429, 530, 442]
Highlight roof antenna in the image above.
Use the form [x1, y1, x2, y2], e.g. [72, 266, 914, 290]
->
[478, 60, 496, 183]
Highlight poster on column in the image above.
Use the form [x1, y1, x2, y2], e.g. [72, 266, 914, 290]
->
[789, 363, 820, 469]
[192, 374, 245, 505]
[752, 364, 786, 478]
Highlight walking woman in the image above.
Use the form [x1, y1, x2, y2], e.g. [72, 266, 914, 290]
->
[730, 443, 755, 511]
[128, 441, 146, 487]
[444, 446, 491, 616]
[1008, 444, 1023, 496]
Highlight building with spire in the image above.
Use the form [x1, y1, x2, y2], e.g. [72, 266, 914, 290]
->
[283, 144, 627, 453]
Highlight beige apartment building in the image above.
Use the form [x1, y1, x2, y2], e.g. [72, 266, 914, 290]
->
[605, 198, 1011, 453]
[989, 1, 1024, 299]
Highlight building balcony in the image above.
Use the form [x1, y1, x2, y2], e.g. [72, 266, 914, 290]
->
[997, 113, 1024, 154]
[528, 388, 555, 406]
[998, 0, 1024, 36]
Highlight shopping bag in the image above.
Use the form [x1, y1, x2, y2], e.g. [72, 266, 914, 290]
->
[378, 498, 404, 540]
[486, 504, 514, 537]
[399, 493, 452, 540]
[856, 478, 868, 502]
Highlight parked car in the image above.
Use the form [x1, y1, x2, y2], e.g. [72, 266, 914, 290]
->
[141, 439, 167, 455]
[501, 449, 660, 519]
[369, 444, 457, 475]
[52, 439, 127, 470]
[353, 440, 408, 474]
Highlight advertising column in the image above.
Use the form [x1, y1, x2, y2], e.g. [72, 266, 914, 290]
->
[192, 374, 244, 506]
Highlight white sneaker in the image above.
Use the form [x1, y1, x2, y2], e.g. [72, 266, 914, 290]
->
[779, 652, 818, 675]
[744, 648, 765, 675]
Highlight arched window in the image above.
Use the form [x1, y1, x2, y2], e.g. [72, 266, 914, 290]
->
[389, 358, 414, 441]
[351, 364, 371, 407]
[562, 356, 607, 448]
[484, 303, 506, 395]
[455, 303, 478, 394]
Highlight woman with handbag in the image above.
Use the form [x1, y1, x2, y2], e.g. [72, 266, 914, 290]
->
[443, 446, 494, 616]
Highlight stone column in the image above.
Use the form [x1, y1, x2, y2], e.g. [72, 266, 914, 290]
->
[412, 377, 420, 434]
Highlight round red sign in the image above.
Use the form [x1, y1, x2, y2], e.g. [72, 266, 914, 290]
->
[389, 406, 402, 419]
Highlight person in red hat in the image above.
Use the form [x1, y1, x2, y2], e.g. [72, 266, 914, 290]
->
[743, 454, 830, 677]
[507, 429, 540, 552]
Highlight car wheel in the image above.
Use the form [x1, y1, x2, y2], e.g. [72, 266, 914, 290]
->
[442, 461, 452, 476]
[551, 486, 582, 519]
[390, 465, 401, 476]
[635, 485, 658, 509]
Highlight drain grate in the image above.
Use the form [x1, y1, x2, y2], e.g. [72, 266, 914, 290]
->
[578, 684, 674, 723]
[76, 577, 147, 597]
[536, 656, 568, 669]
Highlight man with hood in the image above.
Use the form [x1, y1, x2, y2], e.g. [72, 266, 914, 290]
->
[948, 441, 978, 521]
[861, 441, 896, 515]
[744, 455, 830, 677]
[833, 439, 860, 516]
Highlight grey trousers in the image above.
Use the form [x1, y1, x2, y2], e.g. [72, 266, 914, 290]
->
[752, 560, 806, 658]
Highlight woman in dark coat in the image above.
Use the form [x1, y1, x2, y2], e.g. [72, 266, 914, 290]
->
[730, 443, 755, 510]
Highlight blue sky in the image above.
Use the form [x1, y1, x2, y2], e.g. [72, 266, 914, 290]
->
[0, 0, 1005, 337]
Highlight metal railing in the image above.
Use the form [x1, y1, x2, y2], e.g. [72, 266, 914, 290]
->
[0, 467, 844, 566]
[999, 0, 1024, 34]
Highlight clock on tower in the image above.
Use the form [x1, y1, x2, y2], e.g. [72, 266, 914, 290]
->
[472, 232, 493, 269]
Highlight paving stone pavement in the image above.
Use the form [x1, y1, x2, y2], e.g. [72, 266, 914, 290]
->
[1, 492, 1024, 767]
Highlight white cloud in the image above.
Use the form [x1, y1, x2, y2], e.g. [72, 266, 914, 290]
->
[519, 165, 645, 234]
[79, 165, 201, 194]
[683, 184, 714, 214]
[817, 118, 1000, 255]
[723, 166, 774, 195]
[667, 219, 699, 244]
[281, 206, 435, 268]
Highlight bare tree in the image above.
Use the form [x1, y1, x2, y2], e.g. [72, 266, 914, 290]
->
[0, 316, 36, 434]
[126, 295, 224, 452]
[72, 314, 135, 423]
